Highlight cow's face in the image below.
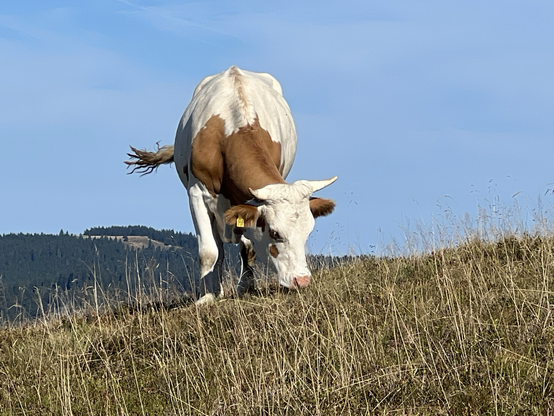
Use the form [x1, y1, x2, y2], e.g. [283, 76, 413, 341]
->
[225, 177, 337, 289]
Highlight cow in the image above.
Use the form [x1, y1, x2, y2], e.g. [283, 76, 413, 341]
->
[126, 66, 337, 304]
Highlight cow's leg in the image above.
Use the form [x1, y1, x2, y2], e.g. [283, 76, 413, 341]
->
[237, 235, 256, 297]
[211, 222, 224, 295]
[189, 185, 222, 304]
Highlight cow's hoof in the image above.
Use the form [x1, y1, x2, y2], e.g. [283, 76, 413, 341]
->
[196, 293, 216, 305]
[237, 284, 255, 298]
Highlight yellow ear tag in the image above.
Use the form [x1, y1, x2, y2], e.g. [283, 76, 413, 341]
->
[236, 217, 245, 228]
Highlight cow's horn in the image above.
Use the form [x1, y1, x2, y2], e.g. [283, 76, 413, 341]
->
[249, 186, 271, 201]
[296, 176, 338, 196]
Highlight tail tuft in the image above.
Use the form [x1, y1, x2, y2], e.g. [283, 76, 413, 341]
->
[125, 142, 175, 175]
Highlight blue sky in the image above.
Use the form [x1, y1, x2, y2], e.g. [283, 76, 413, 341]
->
[1, 1, 554, 254]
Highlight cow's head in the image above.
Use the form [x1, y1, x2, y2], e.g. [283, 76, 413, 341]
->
[224, 176, 337, 289]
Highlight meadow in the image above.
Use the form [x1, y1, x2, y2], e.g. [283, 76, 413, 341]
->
[1, 211, 553, 415]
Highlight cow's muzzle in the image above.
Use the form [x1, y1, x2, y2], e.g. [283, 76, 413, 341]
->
[293, 275, 311, 289]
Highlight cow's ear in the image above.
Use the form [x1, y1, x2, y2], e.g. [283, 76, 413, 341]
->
[224, 205, 260, 228]
[309, 197, 336, 218]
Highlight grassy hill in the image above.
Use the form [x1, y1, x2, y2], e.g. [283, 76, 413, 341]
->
[0, 232, 553, 414]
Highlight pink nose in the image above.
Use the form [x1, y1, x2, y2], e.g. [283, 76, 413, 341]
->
[293, 275, 311, 289]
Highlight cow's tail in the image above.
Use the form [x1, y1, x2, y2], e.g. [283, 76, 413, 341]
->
[125, 142, 175, 175]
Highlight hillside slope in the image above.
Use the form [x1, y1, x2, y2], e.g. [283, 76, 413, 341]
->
[0, 235, 553, 414]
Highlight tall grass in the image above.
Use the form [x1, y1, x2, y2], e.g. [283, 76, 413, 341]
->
[1, 209, 554, 414]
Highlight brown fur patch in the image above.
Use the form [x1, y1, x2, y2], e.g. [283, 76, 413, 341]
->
[190, 115, 284, 205]
[269, 244, 279, 258]
[190, 116, 226, 196]
[309, 197, 336, 218]
[224, 205, 260, 228]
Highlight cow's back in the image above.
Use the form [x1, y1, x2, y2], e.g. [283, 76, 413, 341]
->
[174, 67, 297, 190]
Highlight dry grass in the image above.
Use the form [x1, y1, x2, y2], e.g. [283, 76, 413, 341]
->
[1, 231, 554, 414]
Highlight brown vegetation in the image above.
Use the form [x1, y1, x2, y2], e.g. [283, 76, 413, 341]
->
[1, 233, 553, 414]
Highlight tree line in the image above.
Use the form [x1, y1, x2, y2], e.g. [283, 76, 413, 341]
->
[0, 226, 202, 323]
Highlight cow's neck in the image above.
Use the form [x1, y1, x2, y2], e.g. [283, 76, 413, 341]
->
[222, 121, 285, 205]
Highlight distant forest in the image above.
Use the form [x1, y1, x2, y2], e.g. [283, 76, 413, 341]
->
[0, 226, 206, 323]
[83, 225, 197, 247]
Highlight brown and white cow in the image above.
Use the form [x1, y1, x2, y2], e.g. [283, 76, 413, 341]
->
[126, 66, 337, 304]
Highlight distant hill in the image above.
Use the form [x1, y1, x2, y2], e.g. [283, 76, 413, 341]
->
[83, 235, 172, 250]
[0, 226, 201, 323]
[83, 225, 198, 248]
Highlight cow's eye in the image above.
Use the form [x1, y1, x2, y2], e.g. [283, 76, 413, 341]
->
[269, 229, 282, 241]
